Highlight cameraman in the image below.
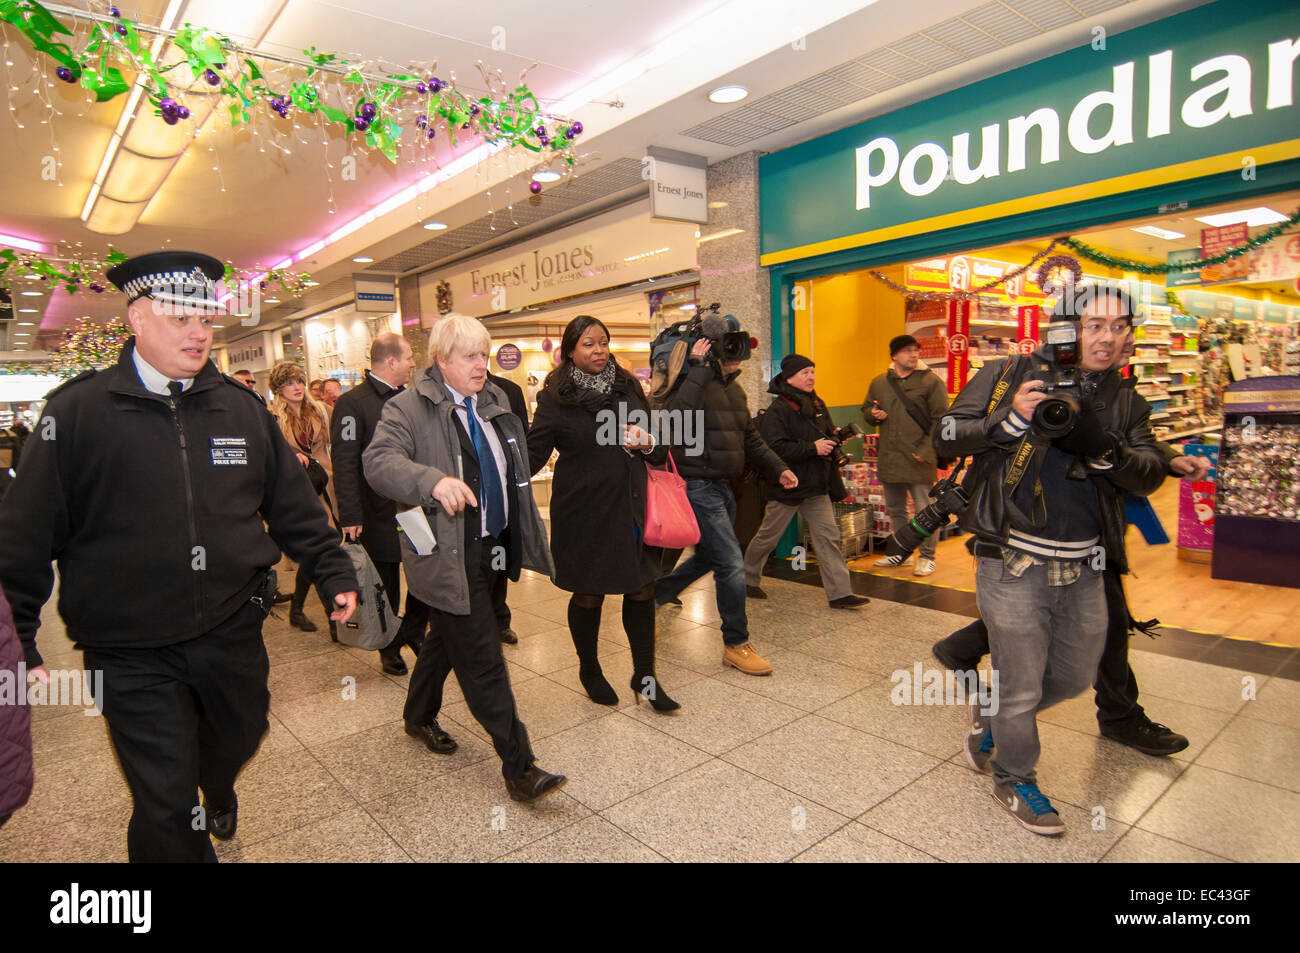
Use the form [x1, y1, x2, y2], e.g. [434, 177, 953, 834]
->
[653, 331, 796, 677]
[933, 283, 1166, 836]
[743, 354, 870, 609]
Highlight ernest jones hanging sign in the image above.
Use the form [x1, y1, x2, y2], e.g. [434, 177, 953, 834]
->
[759, 0, 1300, 264]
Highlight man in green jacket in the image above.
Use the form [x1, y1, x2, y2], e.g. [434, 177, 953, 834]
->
[861, 334, 950, 576]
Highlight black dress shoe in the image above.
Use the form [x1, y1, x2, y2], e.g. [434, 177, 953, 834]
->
[380, 651, 408, 676]
[746, 586, 768, 599]
[499, 627, 518, 645]
[1100, 718, 1189, 756]
[272, 591, 291, 605]
[505, 764, 567, 803]
[405, 720, 458, 754]
[209, 798, 238, 841]
[829, 594, 870, 609]
[288, 609, 317, 632]
[931, 639, 980, 675]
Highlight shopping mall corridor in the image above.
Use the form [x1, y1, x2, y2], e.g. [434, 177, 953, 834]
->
[3, 571, 1297, 864]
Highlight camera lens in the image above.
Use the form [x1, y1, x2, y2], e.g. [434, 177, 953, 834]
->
[1041, 401, 1071, 428]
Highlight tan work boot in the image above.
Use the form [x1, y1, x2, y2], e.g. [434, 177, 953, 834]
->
[722, 643, 773, 676]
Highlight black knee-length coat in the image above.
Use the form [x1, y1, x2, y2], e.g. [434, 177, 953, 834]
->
[527, 362, 668, 594]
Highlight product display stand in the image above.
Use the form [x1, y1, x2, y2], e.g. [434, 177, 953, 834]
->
[1210, 376, 1300, 589]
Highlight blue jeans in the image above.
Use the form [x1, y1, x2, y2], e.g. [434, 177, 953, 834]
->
[975, 555, 1106, 787]
[655, 478, 749, 648]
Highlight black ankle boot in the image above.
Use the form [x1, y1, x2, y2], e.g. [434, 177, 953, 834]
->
[569, 600, 617, 705]
[624, 597, 679, 712]
[289, 571, 317, 632]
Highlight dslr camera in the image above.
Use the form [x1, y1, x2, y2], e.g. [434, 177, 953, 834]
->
[828, 422, 864, 468]
[884, 466, 971, 561]
[1030, 310, 1088, 438]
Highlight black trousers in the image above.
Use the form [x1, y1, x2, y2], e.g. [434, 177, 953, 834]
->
[372, 557, 432, 652]
[83, 600, 270, 863]
[934, 565, 1144, 725]
[491, 569, 511, 634]
[403, 537, 533, 778]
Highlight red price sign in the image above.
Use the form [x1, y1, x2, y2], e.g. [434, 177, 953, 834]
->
[946, 300, 971, 393]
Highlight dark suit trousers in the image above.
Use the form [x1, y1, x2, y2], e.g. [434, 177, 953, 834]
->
[933, 566, 1143, 725]
[371, 557, 432, 651]
[83, 601, 270, 863]
[491, 570, 511, 634]
[403, 537, 533, 778]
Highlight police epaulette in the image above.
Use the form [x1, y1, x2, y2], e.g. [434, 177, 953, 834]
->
[223, 373, 266, 405]
[42, 368, 96, 399]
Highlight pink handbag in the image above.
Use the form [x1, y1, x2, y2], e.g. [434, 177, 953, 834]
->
[644, 452, 701, 548]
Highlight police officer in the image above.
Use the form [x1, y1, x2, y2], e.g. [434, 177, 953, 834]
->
[0, 251, 359, 862]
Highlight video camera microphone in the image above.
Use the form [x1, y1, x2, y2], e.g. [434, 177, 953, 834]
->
[700, 312, 729, 341]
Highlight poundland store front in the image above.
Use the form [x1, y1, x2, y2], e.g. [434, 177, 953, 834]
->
[758, 0, 1300, 645]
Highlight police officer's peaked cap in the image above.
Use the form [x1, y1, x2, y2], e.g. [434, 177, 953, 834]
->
[106, 250, 226, 309]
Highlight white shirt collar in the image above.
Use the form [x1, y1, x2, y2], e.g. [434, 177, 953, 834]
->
[370, 370, 401, 392]
[132, 348, 194, 396]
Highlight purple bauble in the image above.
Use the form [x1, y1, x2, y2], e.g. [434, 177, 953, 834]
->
[115, 23, 127, 36]
[56, 67, 75, 83]
[109, 5, 120, 16]
[359, 101, 376, 120]
[416, 81, 427, 94]
[353, 117, 370, 132]
[176, 104, 190, 120]
[204, 68, 220, 86]
[529, 181, 542, 194]
[159, 97, 179, 124]
[469, 103, 480, 116]
[415, 115, 427, 128]
[89, 283, 103, 293]
[570, 121, 583, 136]
[428, 77, 443, 93]
[426, 128, 436, 140]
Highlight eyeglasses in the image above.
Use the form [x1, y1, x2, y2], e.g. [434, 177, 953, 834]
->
[1081, 320, 1130, 336]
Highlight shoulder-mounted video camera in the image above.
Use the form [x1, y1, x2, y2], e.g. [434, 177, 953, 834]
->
[649, 303, 756, 396]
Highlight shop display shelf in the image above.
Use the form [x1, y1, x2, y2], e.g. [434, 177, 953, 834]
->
[1166, 425, 1221, 440]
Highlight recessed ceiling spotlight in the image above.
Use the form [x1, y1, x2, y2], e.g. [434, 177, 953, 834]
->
[423, 222, 448, 230]
[532, 170, 561, 183]
[18, 308, 37, 313]
[20, 290, 42, 296]
[352, 256, 374, 263]
[264, 298, 280, 304]
[303, 279, 319, 286]
[707, 201, 728, 209]
[708, 85, 748, 104]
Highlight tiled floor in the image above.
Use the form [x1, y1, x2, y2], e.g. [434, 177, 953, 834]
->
[3, 570, 1298, 863]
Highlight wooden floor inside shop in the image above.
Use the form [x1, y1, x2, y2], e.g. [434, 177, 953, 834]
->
[847, 479, 1300, 649]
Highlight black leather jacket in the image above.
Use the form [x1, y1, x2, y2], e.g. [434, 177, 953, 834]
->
[933, 345, 1167, 574]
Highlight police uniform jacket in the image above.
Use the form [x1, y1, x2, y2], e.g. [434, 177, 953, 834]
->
[0, 340, 358, 667]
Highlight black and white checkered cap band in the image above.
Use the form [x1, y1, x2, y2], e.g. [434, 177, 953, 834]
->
[122, 266, 219, 305]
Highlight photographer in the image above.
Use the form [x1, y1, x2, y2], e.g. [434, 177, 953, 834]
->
[932, 325, 1206, 759]
[652, 319, 796, 677]
[743, 354, 870, 609]
[933, 283, 1166, 837]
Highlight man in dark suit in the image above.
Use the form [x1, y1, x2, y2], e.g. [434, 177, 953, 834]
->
[486, 371, 528, 645]
[331, 333, 429, 675]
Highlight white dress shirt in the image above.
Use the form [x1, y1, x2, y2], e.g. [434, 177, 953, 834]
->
[443, 382, 510, 536]
[132, 349, 195, 396]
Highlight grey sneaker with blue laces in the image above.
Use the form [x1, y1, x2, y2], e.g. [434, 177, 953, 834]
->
[963, 691, 994, 773]
[992, 781, 1064, 836]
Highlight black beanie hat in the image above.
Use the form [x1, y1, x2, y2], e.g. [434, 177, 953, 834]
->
[780, 353, 814, 377]
[889, 334, 919, 356]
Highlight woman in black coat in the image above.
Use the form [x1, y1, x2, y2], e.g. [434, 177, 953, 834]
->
[528, 316, 679, 711]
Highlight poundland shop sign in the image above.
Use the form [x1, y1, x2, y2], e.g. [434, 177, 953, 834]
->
[760, 0, 1300, 264]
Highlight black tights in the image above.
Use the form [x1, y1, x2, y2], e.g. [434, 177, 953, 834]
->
[570, 584, 655, 610]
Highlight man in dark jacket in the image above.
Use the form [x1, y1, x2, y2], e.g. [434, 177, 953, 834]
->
[743, 354, 870, 609]
[652, 336, 796, 676]
[331, 333, 428, 675]
[0, 251, 358, 862]
[933, 283, 1166, 837]
[485, 371, 528, 644]
[862, 334, 950, 576]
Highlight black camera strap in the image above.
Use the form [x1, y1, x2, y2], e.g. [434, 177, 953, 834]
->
[985, 355, 1049, 530]
[886, 372, 936, 438]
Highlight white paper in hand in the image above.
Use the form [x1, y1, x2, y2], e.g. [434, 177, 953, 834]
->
[396, 506, 436, 555]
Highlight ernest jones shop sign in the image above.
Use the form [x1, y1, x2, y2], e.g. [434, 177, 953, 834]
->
[759, 0, 1300, 263]
[419, 201, 697, 321]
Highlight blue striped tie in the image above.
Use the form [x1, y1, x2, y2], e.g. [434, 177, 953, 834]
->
[464, 396, 506, 537]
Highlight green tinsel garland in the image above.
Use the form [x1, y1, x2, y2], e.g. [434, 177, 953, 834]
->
[1063, 208, 1300, 275]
